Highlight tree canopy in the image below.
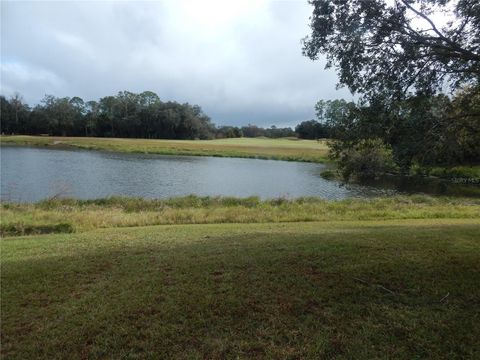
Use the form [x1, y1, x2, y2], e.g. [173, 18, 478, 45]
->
[303, 0, 480, 179]
[303, 0, 480, 98]
[322, 88, 480, 177]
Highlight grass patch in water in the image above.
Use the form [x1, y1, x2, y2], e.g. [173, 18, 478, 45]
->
[320, 169, 337, 180]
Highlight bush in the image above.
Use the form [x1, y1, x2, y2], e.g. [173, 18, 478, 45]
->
[320, 169, 336, 180]
[334, 139, 397, 181]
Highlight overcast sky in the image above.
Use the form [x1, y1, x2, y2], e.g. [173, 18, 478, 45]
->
[1, 0, 351, 127]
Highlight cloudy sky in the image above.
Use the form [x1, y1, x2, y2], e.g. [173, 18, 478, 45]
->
[1, 0, 351, 127]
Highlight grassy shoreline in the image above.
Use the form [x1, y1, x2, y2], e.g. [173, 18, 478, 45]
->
[0, 135, 330, 163]
[2, 218, 479, 358]
[2, 195, 479, 236]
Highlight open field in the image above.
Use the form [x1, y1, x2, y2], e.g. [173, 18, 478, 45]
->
[2, 195, 479, 236]
[0, 136, 329, 163]
[2, 218, 479, 359]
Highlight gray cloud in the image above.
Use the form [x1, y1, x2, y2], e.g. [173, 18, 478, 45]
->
[1, 0, 351, 127]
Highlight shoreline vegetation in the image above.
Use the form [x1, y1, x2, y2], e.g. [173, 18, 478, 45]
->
[0, 135, 330, 163]
[2, 195, 479, 237]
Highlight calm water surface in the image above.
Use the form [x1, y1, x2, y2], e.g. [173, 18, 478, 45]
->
[1, 146, 391, 202]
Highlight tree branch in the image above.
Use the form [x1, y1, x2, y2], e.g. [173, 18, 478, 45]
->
[398, 0, 480, 62]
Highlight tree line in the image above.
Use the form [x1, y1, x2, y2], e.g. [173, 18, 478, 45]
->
[1, 91, 215, 140]
[0, 91, 298, 140]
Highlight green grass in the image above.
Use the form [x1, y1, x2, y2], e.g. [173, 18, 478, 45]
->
[2, 218, 480, 359]
[427, 166, 480, 180]
[2, 195, 479, 236]
[0, 135, 329, 163]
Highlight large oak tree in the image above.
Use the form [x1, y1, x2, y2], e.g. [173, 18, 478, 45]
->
[303, 0, 480, 98]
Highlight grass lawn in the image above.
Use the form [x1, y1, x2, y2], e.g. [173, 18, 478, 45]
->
[2, 217, 480, 359]
[0, 136, 329, 163]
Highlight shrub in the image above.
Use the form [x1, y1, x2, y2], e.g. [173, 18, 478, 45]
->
[320, 169, 336, 180]
[334, 138, 397, 181]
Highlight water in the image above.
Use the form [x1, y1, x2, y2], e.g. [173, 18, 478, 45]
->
[1, 146, 391, 202]
[1, 146, 477, 202]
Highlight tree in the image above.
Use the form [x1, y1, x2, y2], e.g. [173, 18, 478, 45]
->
[446, 85, 480, 163]
[37, 95, 75, 135]
[323, 90, 480, 176]
[303, 1, 480, 178]
[1, 96, 14, 133]
[85, 101, 99, 136]
[303, 0, 480, 99]
[138, 91, 160, 107]
[11, 93, 24, 131]
[335, 138, 397, 180]
[241, 124, 265, 137]
[315, 99, 355, 134]
[264, 126, 296, 138]
[217, 126, 242, 138]
[2, 93, 30, 134]
[296, 120, 322, 139]
[296, 100, 352, 139]
[98, 96, 116, 137]
[70, 97, 86, 135]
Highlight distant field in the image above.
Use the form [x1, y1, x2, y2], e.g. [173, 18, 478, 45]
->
[2, 218, 479, 359]
[0, 136, 329, 163]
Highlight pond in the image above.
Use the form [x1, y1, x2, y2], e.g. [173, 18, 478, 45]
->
[1, 146, 477, 202]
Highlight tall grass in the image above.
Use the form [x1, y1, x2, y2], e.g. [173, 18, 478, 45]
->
[1, 195, 479, 236]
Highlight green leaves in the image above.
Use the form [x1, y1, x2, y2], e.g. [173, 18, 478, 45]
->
[303, 0, 480, 99]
